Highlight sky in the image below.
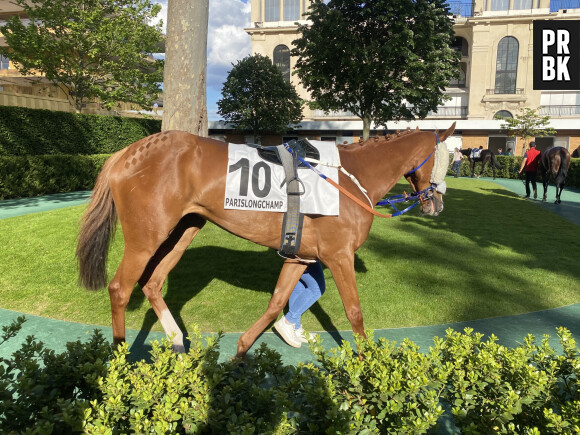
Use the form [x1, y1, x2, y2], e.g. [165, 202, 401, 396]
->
[153, 0, 252, 121]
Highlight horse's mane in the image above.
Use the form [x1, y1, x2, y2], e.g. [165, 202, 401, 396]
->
[338, 127, 422, 151]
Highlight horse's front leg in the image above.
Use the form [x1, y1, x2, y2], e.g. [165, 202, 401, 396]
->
[325, 253, 365, 338]
[235, 260, 308, 359]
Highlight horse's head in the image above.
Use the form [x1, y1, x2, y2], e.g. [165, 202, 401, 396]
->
[407, 124, 455, 217]
[404, 161, 446, 217]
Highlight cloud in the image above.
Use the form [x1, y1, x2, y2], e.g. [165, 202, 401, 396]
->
[152, 0, 251, 120]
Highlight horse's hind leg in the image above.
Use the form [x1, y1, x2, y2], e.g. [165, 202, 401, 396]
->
[108, 252, 152, 347]
[236, 260, 307, 358]
[542, 174, 548, 201]
[555, 184, 563, 204]
[139, 214, 206, 352]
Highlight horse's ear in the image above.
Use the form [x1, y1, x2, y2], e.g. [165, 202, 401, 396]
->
[440, 122, 456, 142]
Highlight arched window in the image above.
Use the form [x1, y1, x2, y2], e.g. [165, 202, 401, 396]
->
[284, 0, 300, 21]
[494, 110, 513, 119]
[265, 0, 280, 21]
[0, 55, 10, 70]
[495, 37, 518, 94]
[452, 37, 469, 57]
[450, 62, 467, 87]
[273, 45, 290, 82]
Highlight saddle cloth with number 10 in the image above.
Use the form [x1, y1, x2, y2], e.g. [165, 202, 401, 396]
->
[224, 141, 340, 216]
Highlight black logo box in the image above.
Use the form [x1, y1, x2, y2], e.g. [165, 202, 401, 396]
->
[533, 20, 580, 90]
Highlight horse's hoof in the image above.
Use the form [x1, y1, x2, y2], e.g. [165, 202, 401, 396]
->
[172, 343, 186, 354]
[231, 353, 246, 363]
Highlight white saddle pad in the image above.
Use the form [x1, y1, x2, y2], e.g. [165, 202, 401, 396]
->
[224, 141, 339, 215]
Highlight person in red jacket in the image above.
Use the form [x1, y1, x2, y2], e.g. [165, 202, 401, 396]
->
[518, 141, 541, 198]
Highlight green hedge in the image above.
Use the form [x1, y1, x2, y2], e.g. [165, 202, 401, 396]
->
[448, 155, 580, 189]
[0, 105, 160, 156]
[0, 154, 110, 200]
[1, 318, 579, 434]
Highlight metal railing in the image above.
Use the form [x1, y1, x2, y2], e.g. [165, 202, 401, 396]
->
[427, 106, 468, 117]
[446, 2, 474, 17]
[550, 0, 580, 12]
[540, 105, 580, 116]
[312, 109, 356, 118]
[486, 88, 525, 95]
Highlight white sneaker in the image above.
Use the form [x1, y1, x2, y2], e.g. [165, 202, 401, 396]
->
[274, 316, 301, 348]
[295, 327, 316, 344]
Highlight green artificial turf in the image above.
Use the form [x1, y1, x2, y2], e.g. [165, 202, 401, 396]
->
[0, 178, 578, 334]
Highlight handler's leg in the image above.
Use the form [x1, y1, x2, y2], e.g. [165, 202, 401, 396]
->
[236, 260, 307, 358]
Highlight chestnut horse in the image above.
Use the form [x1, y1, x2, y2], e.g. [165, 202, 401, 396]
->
[76, 123, 455, 358]
[539, 146, 571, 204]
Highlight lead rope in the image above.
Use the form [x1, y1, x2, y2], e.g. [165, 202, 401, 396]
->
[304, 157, 374, 208]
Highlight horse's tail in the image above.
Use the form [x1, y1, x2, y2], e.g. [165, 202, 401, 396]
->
[491, 153, 503, 169]
[76, 150, 126, 290]
[439, 122, 456, 143]
[555, 148, 569, 186]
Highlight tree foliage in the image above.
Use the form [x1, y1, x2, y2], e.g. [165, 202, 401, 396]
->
[292, 0, 460, 139]
[498, 108, 556, 155]
[218, 54, 303, 142]
[0, 0, 164, 113]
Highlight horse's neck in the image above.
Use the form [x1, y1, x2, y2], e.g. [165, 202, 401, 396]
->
[340, 135, 432, 204]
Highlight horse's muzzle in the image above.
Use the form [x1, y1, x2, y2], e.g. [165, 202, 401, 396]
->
[421, 193, 444, 216]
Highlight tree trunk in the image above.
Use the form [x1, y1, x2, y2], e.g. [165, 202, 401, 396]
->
[362, 114, 372, 140]
[162, 0, 208, 136]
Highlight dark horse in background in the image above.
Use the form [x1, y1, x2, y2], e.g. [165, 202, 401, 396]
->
[539, 146, 571, 204]
[460, 148, 503, 179]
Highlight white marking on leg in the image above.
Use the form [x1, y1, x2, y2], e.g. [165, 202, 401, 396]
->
[160, 309, 185, 353]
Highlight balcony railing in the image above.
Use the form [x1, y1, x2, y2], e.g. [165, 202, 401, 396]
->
[540, 105, 580, 116]
[312, 109, 356, 118]
[550, 0, 580, 12]
[427, 106, 468, 117]
[446, 2, 474, 17]
[486, 88, 525, 95]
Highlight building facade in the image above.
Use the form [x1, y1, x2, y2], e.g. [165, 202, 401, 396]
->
[232, 0, 580, 154]
[0, 0, 158, 117]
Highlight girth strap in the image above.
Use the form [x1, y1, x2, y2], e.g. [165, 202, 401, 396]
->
[277, 144, 305, 258]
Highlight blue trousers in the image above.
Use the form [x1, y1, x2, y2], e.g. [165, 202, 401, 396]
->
[285, 261, 325, 329]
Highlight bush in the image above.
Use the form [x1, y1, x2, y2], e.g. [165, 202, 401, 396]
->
[0, 317, 113, 434]
[0, 154, 109, 199]
[448, 155, 580, 189]
[437, 327, 580, 434]
[309, 331, 446, 433]
[0, 106, 160, 156]
[1, 318, 579, 434]
[84, 328, 348, 434]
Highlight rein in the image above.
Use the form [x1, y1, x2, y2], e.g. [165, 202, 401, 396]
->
[376, 187, 435, 217]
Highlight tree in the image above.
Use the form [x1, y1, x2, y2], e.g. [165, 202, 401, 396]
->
[217, 54, 303, 143]
[292, 0, 460, 140]
[162, 0, 208, 136]
[498, 108, 556, 155]
[0, 0, 164, 113]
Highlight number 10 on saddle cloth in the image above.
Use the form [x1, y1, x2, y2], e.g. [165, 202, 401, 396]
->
[224, 141, 340, 216]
